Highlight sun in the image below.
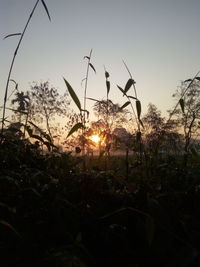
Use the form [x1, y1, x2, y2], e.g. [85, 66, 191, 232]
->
[90, 135, 100, 144]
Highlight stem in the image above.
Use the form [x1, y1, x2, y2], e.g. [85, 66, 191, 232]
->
[1, 0, 40, 139]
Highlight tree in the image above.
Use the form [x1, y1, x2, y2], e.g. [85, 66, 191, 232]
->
[28, 81, 70, 143]
[172, 79, 200, 156]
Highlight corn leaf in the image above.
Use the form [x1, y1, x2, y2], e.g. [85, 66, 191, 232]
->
[63, 78, 81, 111]
[67, 122, 84, 138]
[41, 0, 51, 21]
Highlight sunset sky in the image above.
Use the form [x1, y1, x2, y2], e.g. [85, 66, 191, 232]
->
[1, 0, 200, 120]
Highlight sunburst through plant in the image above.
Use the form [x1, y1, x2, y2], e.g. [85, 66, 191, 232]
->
[90, 135, 100, 144]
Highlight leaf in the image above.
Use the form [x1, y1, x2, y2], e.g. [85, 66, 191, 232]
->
[31, 134, 45, 143]
[41, 0, 51, 21]
[127, 95, 137, 100]
[67, 123, 84, 138]
[84, 56, 90, 60]
[87, 97, 101, 103]
[136, 100, 141, 119]
[139, 119, 144, 128]
[117, 85, 125, 95]
[179, 99, 184, 113]
[63, 78, 81, 111]
[120, 101, 131, 110]
[105, 71, 109, 78]
[4, 33, 21, 39]
[106, 81, 110, 95]
[184, 79, 192, 83]
[89, 63, 96, 73]
[124, 79, 135, 94]
[195, 77, 200, 81]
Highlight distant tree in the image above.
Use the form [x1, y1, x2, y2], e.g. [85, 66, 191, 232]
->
[28, 81, 70, 143]
[172, 79, 200, 155]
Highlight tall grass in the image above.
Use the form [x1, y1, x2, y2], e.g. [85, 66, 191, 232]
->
[1, 0, 51, 141]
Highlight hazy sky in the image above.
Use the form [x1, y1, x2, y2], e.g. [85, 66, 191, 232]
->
[1, 0, 200, 119]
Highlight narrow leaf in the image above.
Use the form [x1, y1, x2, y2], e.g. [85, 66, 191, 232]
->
[184, 79, 192, 83]
[105, 71, 109, 78]
[117, 85, 125, 95]
[87, 97, 101, 103]
[84, 56, 90, 60]
[125, 79, 135, 94]
[41, 0, 51, 21]
[120, 101, 131, 110]
[106, 81, 110, 95]
[31, 134, 45, 143]
[89, 63, 96, 73]
[63, 78, 81, 111]
[4, 33, 22, 39]
[67, 122, 84, 138]
[136, 100, 141, 119]
[179, 99, 184, 113]
[127, 95, 137, 100]
[195, 77, 200, 81]
[139, 119, 144, 128]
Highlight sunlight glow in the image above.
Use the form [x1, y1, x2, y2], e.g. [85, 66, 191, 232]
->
[90, 135, 100, 144]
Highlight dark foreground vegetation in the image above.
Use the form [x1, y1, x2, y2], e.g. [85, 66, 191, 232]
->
[1, 129, 200, 267]
[1, 1, 200, 266]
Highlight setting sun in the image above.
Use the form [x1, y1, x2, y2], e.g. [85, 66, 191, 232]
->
[90, 135, 100, 144]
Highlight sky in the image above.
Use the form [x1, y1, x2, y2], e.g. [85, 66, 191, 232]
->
[1, 0, 200, 122]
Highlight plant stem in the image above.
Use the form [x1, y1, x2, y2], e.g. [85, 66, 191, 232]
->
[1, 0, 40, 139]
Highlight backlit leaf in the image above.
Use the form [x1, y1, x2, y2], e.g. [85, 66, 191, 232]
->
[89, 63, 96, 73]
[179, 98, 184, 113]
[63, 78, 81, 111]
[120, 101, 130, 110]
[125, 79, 135, 94]
[105, 71, 109, 78]
[41, 0, 51, 21]
[127, 95, 137, 100]
[84, 56, 90, 60]
[106, 81, 110, 95]
[117, 85, 125, 95]
[195, 77, 200, 81]
[4, 33, 21, 39]
[139, 119, 144, 128]
[67, 122, 84, 138]
[136, 100, 141, 119]
[184, 79, 192, 83]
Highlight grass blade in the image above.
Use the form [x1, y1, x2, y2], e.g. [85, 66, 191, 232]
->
[120, 101, 131, 110]
[3, 33, 22, 39]
[41, 0, 51, 21]
[67, 122, 84, 138]
[89, 63, 96, 73]
[106, 81, 110, 95]
[136, 100, 141, 119]
[179, 99, 185, 113]
[63, 78, 81, 111]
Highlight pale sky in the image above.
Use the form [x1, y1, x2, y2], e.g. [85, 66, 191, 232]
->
[1, 0, 200, 120]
